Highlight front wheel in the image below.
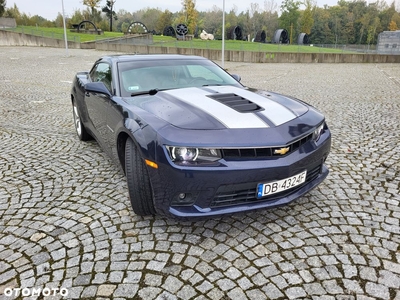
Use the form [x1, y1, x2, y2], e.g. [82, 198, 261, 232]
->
[125, 138, 156, 216]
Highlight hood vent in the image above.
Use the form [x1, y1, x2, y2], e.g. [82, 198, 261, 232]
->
[207, 93, 263, 113]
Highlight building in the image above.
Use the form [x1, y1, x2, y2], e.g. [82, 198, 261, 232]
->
[0, 17, 17, 28]
[377, 30, 400, 55]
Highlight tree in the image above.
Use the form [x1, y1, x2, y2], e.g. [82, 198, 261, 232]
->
[3, 3, 20, 19]
[390, 12, 400, 29]
[83, 0, 101, 21]
[249, 3, 261, 38]
[346, 0, 368, 44]
[388, 20, 398, 30]
[367, 16, 380, 44]
[114, 9, 133, 32]
[178, 0, 198, 34]
[279, 0, 301, 43]
[102, 0, 117, 31]
[300, 0, 315, 34]
[343, 12, 356, 44]
[200, 6, 223, 38]
[67, 9, 84, 28]
[0, 0, 6, 17]
[309, 7, 334, 44]
[379, 2, 396, 31]
[141, 8, 162, 32]
[156, 9, 174, 34]
[263, 0, 279, 41]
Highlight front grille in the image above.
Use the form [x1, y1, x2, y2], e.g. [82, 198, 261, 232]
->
[221, 133, 313, 160]
[210, 164, 322, 208]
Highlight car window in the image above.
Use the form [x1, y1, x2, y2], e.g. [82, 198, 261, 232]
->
[186, 65, 223, 82]
[121, 69, 141, 93]
[118, 59, 242, 97]
[90, 62, 112, 93]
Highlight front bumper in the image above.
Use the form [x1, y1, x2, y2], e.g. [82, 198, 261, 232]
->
[168, 164, 329, 218]
[149, 133, 331, 218]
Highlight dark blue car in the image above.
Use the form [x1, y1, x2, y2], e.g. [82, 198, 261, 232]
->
[71, 54, 331, 218]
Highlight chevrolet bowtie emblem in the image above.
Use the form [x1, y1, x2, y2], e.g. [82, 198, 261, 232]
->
[274, 147, 290, 155]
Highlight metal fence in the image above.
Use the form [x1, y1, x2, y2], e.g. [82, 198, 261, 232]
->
[315, 44, 379, 54]
[2, 27, 81, 43]
[2, 26, 389, 54]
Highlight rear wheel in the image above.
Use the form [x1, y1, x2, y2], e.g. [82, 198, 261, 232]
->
[125, 138, 156, 216]
[72, 100, 91, 141]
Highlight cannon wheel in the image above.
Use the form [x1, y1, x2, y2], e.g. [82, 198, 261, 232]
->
[176, 24, 188, 36]
[127, 22, 148, 34]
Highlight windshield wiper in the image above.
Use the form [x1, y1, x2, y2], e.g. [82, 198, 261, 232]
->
[131, 89, 159, 97]
[202, 84, 223, 87]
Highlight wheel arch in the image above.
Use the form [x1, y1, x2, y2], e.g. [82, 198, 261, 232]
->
[116, 128, 155, 175]
[117, 131, 130, 175]
[116, 130, 145, 172]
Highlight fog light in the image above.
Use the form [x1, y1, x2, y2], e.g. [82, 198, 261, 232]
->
[171, 192, 199, 206]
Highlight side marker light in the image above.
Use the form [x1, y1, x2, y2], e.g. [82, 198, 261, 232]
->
[145, 159, 158, 169]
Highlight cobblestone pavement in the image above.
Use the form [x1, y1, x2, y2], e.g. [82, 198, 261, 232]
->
[0, 46, 399, 300]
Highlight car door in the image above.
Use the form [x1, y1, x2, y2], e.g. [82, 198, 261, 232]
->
[85, 62, 113, 146]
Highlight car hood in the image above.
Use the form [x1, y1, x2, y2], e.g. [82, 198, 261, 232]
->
[128, 86, 309, 130]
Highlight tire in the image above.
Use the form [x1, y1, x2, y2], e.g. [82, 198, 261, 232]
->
[125, 138, 156, 216]
[72, 100, 91, 141]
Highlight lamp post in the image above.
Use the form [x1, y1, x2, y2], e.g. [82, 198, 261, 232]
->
[222, 0, 225, 68]
[61, 0, 69, 56]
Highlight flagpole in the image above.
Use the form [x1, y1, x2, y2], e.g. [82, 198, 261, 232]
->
[61, 0, 69, 56]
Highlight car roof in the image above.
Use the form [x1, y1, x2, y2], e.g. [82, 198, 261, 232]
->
[99, 54, 208, 63]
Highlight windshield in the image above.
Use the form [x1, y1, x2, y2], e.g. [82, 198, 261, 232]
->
[118, 58, 243, 97]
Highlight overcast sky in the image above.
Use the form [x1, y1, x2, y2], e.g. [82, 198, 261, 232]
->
[6, 0, 334, 20]
[6, 0, 393, 21]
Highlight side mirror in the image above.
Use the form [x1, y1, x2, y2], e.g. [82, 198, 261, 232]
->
[231, 74, 241, 82]
[85, 82, 112, 97]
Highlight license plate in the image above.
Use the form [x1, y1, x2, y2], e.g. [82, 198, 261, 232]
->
[257, 170, 307, 198]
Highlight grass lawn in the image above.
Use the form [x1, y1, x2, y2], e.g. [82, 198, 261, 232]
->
[6, 26, 350, 54]
[152, 36, 347, 53]
[8, 25, 123, 42]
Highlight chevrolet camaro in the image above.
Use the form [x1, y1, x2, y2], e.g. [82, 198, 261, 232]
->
[70, 54, 331, 218]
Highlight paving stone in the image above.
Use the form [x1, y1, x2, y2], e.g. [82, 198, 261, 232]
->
[323, 279, 344, 294]
[113, 283, 139, 298]
[97, 284, 117, 297]
[378, 270, 400, 289]
[303, 282, 326, 295]
[246, 289, 268, 300]
[195, 280, 213, 293]
[342, 279, 363, 294]
[365, 282, 390, 299]
[176, 285, 197, 300]
[285, 286, 307, 299]
[81, 285, 98, 298]
[360, 266, 378, 282]
[161, 276, 184, 294]
[0, 47, 399, 300]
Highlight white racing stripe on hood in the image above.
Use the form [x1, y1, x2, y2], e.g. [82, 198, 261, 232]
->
[163, 88, 269, 129]
[213, 86, 297, 126]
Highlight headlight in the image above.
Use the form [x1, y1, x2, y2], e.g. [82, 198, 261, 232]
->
[312, 122, 325, 142]
[166, 146, 221, 165]
[171, 147, 199, 161]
